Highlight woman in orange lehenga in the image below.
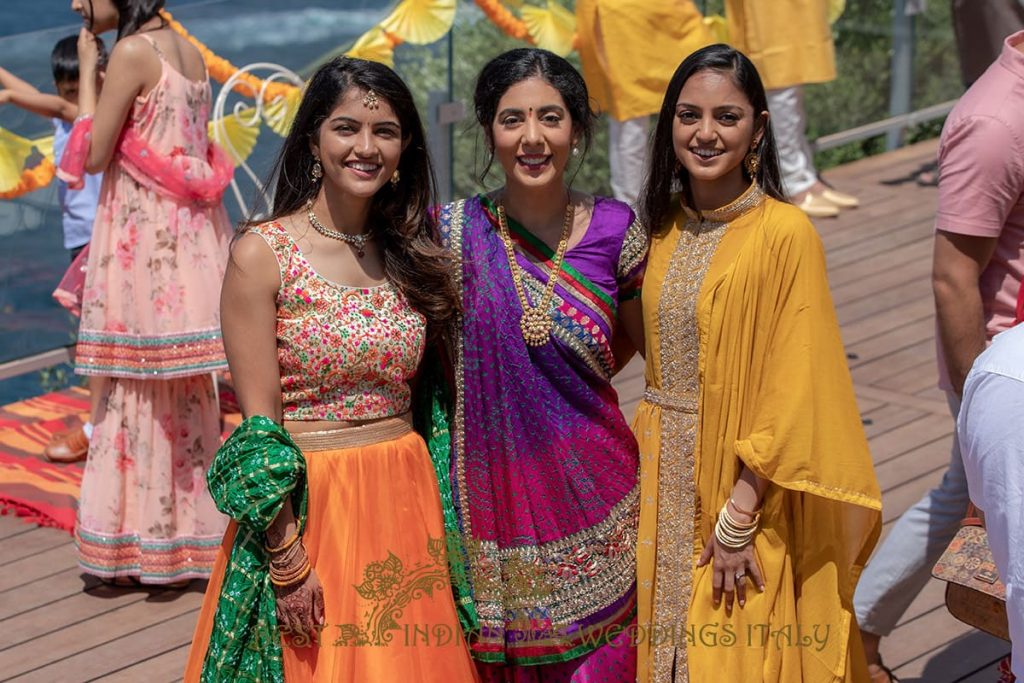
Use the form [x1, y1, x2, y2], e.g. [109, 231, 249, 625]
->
[183, 57, 478, 682]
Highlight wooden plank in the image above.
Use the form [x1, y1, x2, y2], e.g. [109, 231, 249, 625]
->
[828, 238, 933, 289]
[0, 543, 78, 593]
[845, 318, 940, 377]
[97, 643, 192, 683]
[1, 583, 156, 651]
[874, 436, 953, 494]
[818, 199, 928, 252]
[875, 359, 941, 395]
[8, 610, 199, 683]
[825, 214, 932, 270]
[860, 404, 925, 439]
[839, 296, 934, 346]
[830, 255, 933, 308]
[836, 279, 931, 329]
[958, 657, 1011, 682]
[850, 338, 934, 380]
[0, 568, 95, 621]
[0, 515, 35, 541]
[886, 618, 1008, 682]
[0, 588, 202, 678]
[867, 413, 952, 466]
[0, 527, 73, 567]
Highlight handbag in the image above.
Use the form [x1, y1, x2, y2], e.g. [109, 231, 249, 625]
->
[931, 505, 1010, 641]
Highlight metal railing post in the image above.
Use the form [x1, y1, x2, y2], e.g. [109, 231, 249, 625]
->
[887, 0, 916, 150]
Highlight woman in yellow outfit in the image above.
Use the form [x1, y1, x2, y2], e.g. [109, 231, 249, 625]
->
[634, 44, 882, 682]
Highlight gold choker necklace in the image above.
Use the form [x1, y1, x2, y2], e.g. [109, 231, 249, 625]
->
[496, 197, 574, 347]
[306, 201, 372, 257]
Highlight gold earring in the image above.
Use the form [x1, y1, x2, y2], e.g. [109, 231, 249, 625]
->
[390, 169, 400, 187]
[311, 159, 323, 181]
[744, 151, 759, 177]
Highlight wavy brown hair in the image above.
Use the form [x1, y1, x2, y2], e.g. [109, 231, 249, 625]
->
[247, 56, 459, 337]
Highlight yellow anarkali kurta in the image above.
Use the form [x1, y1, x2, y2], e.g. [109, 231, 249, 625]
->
[634, 186, 882, 683]
[725, 0, 836, 90]
[576, 0, 713, 121]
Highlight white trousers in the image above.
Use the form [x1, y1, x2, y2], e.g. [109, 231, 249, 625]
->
[766, 86, 818, 197]
[608, 115, 650, 207]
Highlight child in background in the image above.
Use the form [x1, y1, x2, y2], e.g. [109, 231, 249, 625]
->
[0, 36, 106, 464]
[0, 35, 105, 261]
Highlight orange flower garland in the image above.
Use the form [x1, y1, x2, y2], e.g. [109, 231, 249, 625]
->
[160, 10, 299, 102]
[0, 158, 56, 199]
[474, 0, 533, 42]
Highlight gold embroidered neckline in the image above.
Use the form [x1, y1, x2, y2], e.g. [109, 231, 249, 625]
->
[681, 181, 765, 225]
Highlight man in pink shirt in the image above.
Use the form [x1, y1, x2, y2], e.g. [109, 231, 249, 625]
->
[854, 30, 1024, 683]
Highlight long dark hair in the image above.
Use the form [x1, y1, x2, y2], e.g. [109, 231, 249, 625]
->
[83, 0, 166, 39]
[113, 0, 166, 39]
[639, 44, 786, 235]
[473, 48, 596, 183]
[249, 56, 458, 335]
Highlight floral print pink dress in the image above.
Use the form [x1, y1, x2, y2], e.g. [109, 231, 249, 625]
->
[74, 36, 231, 584]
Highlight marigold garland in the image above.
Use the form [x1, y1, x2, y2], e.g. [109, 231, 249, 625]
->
[161, 10, 299, 102]
[474, 0, 533, 42]
[0, 158, 56, 199]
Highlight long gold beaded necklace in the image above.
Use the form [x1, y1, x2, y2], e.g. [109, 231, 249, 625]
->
[495, 197, 574, 347]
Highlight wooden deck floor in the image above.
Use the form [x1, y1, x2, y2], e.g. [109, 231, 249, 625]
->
[0, 139, 1009, 682]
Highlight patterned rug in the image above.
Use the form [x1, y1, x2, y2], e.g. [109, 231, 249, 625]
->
[0, 384, 240, 535]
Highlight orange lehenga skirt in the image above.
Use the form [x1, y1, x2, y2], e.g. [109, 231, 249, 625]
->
[184, 417, 480, 682]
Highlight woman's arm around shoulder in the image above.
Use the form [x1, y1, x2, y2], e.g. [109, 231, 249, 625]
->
[221, 230, 284, 423]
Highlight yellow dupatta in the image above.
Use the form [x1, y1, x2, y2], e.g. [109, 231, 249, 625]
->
[635, 192, 881, 682]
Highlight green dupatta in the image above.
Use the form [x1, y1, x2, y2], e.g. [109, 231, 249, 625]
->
[200, 416, 306, 683]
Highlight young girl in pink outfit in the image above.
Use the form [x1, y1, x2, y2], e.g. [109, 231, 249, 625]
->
[59, 0, 233, 585]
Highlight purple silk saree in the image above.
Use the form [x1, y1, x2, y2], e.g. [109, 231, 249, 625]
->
[438, 194, 646, 680]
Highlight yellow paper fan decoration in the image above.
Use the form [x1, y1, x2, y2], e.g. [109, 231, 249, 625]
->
[521, 1, 575, 56]
[829, 0, 846, 24]
[263, 86, 305, 138]
[209, 109, 261, 167]
[703, 14, 729, 43]
[346, 26, 397, 67]
[0, 127, 39, 193]
[379, 0, 456, 45]
[34, 134, 55, 162]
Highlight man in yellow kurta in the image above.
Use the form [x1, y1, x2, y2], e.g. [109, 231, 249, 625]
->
[635, 185, 882, 682]
[576, 0, 712, 204]
[725, 0, 859, 217]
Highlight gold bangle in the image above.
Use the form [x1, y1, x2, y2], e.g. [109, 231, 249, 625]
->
[265, 531, 300, 555]
[270, 561, 311, 588]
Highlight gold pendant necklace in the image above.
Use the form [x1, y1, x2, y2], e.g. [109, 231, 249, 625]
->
[306, 200, 372, 257]
[496, 196, 574, 347]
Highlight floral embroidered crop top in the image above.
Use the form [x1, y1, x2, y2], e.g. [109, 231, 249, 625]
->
[249, 221, 426, 421]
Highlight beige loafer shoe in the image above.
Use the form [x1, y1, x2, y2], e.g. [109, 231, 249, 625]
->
[797, 192, 840, 218]
[820, 187, 860, 209]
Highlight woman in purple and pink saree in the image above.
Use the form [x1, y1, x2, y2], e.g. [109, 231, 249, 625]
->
[434, 49, 647, 682]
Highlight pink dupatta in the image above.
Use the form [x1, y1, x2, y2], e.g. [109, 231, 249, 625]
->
[53, 116, 233, 315]
[56, 115, 233, 205]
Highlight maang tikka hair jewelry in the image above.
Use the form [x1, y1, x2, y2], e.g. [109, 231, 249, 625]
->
[363, 89, 380, 110]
